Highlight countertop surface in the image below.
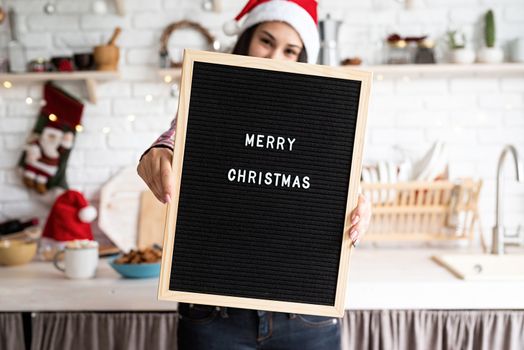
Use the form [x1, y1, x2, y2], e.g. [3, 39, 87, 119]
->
[1, 248, 524, 312]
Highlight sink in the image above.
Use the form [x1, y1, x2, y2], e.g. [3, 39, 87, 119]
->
[433, 254, 524, 281]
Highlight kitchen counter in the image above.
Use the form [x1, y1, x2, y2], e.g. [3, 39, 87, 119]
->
[1, 248, 524, 312]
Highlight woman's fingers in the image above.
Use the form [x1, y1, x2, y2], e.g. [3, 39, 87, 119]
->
[160, 156, 174, 203]
[348, 194, 372, 246]
[137, 148, 174, 204]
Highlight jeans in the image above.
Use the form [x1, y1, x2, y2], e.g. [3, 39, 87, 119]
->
[177, 302, 341, 350]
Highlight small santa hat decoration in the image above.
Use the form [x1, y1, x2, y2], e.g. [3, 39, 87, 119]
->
[223, 0, 320, 64]
[42, 190, 97, 242]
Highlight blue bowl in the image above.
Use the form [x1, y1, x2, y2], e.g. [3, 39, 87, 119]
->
[108, 257, 161, 279]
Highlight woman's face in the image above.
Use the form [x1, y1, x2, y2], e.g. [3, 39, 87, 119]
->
[248, 21, 304, 62]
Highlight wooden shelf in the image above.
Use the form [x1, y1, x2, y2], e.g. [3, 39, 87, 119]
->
[157, 63, 524, 81]
[0, 71, 120, 103]
[359, 63, 524, 76]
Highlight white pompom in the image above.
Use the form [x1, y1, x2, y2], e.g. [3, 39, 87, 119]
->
[79, 206, 97, 223]
[223, 20, 240, 36]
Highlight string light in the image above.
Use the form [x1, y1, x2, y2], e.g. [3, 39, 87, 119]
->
[164, 75, 173, 83]
[49, 113, 58, 121]
[505, 104, 513, 110]
[376, 74, 384, 81]
[102, 126, 111, 134]
[75, 125, 84, 132]
[145, 94, 153, 102]
[402, 75, 410, 82]
[3, 81, 12, 88]
[127, 114, 136, 122]
[25, 97, 33, 105]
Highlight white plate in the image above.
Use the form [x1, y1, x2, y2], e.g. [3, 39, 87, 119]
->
[377, 160, 389, 203]
[414, 141, 442, 181]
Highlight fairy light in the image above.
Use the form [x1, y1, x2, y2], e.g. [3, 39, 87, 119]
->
[505, 104, 513, 110]
[75, 125, 84, 133]
[402, 75, 410, 82]
[102, 126, 111, 134]
[49, 113, 58, 121]
[164, 75, 173, 83]
[25, 97, 33, 105]
[376, 74, 384, 81]
[3, 81, 12, 89]
[145, 94, 153, 102]
[127, 114, 136, 122]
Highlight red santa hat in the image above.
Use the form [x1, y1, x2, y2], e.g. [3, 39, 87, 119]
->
[42, 190, 97, 241]
[223, 0, 320, 64]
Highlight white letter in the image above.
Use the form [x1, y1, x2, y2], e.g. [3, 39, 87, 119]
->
[256, 134, 264, 148]
[237, 169, 246, 182]
[264, 172, 272, 185]
[292, 176, 301, 188]
[282, 174, 291, 187]
[227, 168, 236, 181]
[248, 170, 257, 183]
[273, 173, 282, 186]
[266, 135, 275, 149]
[276, 137, 285, 150]
[302, 176, 310, 189]
[245, 134, 255, 147]
[288, 138, 296, 151]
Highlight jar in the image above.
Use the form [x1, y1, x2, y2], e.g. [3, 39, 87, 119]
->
[27, 58, 48, 72]
[414, 39, 436, 64]
[386, 39, 410, 64]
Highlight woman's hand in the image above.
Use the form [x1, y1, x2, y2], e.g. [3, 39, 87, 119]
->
[347, 194, 371, 247]
[137, 147, 175, 204]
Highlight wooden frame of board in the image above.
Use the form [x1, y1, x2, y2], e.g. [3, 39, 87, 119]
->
[158, 49, 372, 317]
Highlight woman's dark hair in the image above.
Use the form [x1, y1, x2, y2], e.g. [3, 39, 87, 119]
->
[231, 24, 308, 63]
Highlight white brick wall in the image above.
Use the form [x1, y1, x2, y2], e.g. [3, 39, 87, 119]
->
[0, 0, 523, 243]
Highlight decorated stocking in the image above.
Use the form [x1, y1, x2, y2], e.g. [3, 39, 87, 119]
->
[19, 83, 84, 194]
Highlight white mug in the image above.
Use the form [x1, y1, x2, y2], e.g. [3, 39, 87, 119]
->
[53, 243, 99, 279]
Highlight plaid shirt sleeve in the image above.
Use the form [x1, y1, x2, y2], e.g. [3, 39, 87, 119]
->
[139, 114, 177, 160]
[153, 114, 177, 149]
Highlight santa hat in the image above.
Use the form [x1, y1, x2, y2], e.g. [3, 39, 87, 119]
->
[224, 0, 319, 64]
[42, 190, 97, 242]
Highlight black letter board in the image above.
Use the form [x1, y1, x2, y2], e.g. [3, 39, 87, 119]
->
[158, 49, 371, 317]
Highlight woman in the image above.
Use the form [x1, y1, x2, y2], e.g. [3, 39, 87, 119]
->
[138, 1, 371, 349]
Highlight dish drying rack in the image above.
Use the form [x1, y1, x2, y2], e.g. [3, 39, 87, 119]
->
[360, 178, 483, 243]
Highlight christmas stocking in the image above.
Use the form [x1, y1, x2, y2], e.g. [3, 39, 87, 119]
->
[19, 83, 84, 194]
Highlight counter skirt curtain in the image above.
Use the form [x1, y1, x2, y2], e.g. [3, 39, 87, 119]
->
[26, 310, 524, 350]
[341, 310, 524, 350]
[0, 313, 25, 350]
[31, 312, 178, 350]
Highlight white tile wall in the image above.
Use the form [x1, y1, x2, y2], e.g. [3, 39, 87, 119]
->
[0, 0, 523, 242]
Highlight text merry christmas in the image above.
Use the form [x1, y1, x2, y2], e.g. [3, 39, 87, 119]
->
[226, 133, 311, 190]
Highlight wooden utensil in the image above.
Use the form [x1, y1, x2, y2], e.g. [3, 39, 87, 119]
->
[93, 26, 121, 71]
[137, 190, 166, 249]
[0, 6, 5, 24]
[107, 27, 122, 46]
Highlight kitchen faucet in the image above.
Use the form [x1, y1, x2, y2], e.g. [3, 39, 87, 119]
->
[492, 145, 524, 255]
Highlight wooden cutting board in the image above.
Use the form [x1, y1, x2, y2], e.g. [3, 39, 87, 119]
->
[137, 190, 167, 249]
